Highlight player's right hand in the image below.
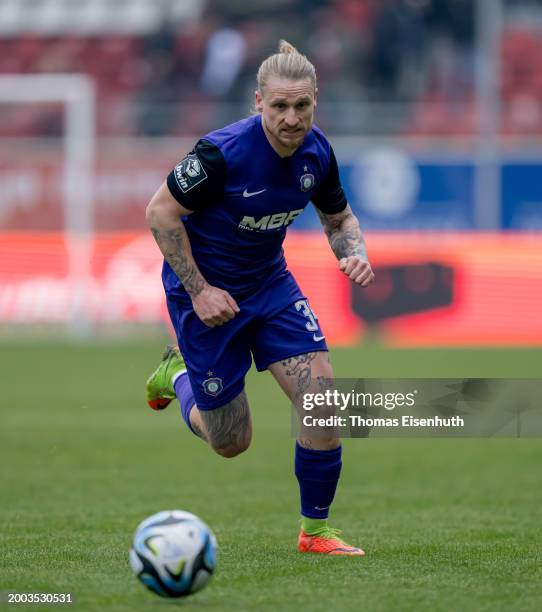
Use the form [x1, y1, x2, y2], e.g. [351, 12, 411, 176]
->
[192, 285, 240, 327]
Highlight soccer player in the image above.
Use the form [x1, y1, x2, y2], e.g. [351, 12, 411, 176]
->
[145, 41, 374, 556]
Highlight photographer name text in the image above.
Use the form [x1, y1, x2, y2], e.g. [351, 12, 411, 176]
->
[302, 414, 465, 428]
[302, 390, 465, 429]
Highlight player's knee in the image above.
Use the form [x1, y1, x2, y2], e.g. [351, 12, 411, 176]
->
[214, 443, 248, 458]
[212, 432, 251, 458]
[201, 391, 252, 458]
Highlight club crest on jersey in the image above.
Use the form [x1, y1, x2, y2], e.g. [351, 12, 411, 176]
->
[300, 168, 315, 192]
[202, 376, 223, 397]
[174, 153, 208, 193]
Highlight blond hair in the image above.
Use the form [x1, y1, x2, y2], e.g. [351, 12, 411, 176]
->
[257, 40, 316, 93]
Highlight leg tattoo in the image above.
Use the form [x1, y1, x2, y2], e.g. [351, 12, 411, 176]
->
[199, 391, 251, 456]
[280, 353, 317, 400]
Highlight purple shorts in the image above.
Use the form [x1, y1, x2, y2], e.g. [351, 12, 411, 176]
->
[166, 273, 327, 409]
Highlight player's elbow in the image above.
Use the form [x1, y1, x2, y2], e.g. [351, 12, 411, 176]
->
[145, 202, 156, 229]
[146, 196, 172, 229]
[145, 197, 161, 226]
[145, 200, 154, 226]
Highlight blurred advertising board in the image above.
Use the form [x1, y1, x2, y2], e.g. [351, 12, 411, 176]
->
[304, 151, 477, 231]
[1, 232, 541, 346]
[501, 162, 542, 230]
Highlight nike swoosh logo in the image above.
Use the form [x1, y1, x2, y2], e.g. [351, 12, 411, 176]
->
[243, 188, 267, 198]
[314, 505, 329, 510]
[313, 334, 325, 342]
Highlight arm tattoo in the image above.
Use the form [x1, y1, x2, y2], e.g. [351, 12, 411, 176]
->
[199, 391, 250, 451]
[316, 206, 368, 260]
[150, 225, 206, 297]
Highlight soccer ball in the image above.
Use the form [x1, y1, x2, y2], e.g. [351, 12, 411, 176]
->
[129, 510, 217, 598]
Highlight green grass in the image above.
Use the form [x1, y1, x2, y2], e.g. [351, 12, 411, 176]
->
[1, 342, 541, 611]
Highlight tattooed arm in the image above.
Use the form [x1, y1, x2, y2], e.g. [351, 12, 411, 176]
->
[146, 182, 239, 326]
[316, 204, 375, 287]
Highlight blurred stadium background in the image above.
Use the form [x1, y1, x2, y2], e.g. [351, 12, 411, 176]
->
[0, 0, 541, 345]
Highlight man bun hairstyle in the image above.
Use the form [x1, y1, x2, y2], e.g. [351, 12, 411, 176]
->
[278, 39, 297, 55]
[257, 39, 316, 93]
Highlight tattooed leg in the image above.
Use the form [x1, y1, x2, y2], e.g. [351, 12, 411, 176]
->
[268, 352, 340, 450]
[198, 390, 252, 458]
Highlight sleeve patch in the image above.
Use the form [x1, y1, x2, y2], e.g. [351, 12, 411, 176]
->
[173, 154, 208, 193]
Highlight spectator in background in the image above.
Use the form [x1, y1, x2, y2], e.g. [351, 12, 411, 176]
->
[367, 0, 429, 100]
[200, 27, 247, 97]
[137, 29, 179, 136]
[2, 0, 483, 138]
[424, 0, 475, 101]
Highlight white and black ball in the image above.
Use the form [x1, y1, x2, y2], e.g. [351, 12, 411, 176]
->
[130, 510, 217, 598]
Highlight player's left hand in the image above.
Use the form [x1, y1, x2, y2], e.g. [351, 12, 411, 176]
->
[339, 256, 375, 287]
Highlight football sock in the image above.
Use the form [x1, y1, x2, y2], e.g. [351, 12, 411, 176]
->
[295, 442, 342, 520]
[173, 372, 197, 435]
[301, 517, 329, 536]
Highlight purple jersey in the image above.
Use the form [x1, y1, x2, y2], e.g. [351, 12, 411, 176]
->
[164, 114, 346, 301]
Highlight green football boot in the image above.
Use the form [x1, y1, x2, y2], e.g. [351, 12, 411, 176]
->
[146, 345, 186, 410]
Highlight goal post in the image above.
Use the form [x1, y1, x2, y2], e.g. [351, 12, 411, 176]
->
[0, 74, 96, 338]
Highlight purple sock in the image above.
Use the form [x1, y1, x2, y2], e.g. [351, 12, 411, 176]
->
[295, 442, 342, 519]
[173, 372, 197, 435]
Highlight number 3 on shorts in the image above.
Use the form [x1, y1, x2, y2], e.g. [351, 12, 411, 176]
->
[294, 299, 319, 332]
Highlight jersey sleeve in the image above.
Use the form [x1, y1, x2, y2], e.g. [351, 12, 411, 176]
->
[166, 139, 226, 211]
[311, 146, 348, 214]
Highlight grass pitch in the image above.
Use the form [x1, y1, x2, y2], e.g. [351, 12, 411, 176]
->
[1, 341, 541, 611]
